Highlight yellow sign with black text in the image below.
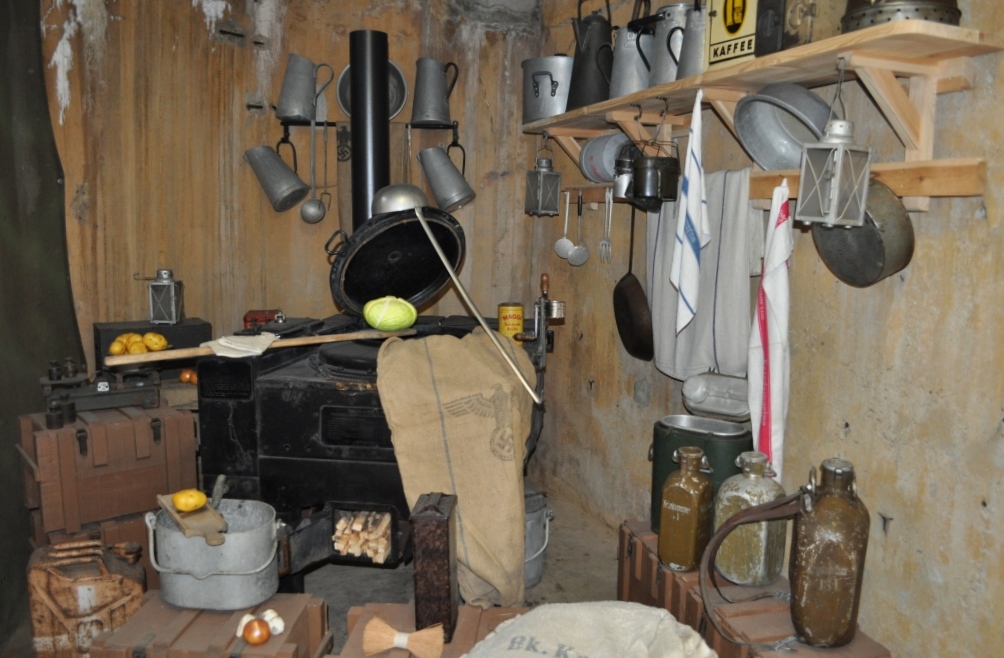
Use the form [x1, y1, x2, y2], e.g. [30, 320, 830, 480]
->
[706, 0, 759, 69]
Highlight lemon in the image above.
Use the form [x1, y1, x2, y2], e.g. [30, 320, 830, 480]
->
[127, 342, 148, 354]
[142, 332, 168, 351]
[108, 340, 127, 355]
[363, 296, 417, 331]
[172, 488, 207, 513]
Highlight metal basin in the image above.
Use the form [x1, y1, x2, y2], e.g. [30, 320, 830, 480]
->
[734, 83, 830, 171]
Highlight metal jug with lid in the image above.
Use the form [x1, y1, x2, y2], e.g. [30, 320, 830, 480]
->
[605, 0, 655, 99]
[648, 3, 690, 86]
[567, 0, 614, 111]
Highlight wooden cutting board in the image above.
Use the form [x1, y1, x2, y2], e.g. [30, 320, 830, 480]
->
[156, 494, 228, 546]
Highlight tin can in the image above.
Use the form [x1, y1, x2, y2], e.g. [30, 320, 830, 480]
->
[498, 302, 524, 344]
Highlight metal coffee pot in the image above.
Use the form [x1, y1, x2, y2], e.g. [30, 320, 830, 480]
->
[567, 0, 614, 111]
[648, 3, 690, 86]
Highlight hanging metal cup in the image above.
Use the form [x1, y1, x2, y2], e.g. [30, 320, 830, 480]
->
[417, 146, 476, 212]
[275, 53, 319, 122]
[411, 57, 459, 127]
[244, 145, 309, 212]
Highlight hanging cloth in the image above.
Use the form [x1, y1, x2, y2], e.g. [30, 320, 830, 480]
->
[747, 180, 793, 480]
[669, 88, 711, 333]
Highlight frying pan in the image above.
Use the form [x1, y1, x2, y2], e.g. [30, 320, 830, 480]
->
[613, 206, 654, 360]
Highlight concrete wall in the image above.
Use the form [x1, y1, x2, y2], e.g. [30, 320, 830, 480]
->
[528, 1, 1004, 656]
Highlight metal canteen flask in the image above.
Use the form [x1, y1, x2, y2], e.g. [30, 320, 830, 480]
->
[713, 451, 786, 586]
[700, 457, 870, 651]
[567, 0, 614, 111]
[790, 458, 870, 647]
[658, 446, 713, 571]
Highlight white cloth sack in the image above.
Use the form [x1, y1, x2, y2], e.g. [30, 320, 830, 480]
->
[464, 601, 715, 658]
[747, 180, 793, 480]
[201, 332, 277, 357]
[647, 168, 761, 380]
[669, 89, 711, 333]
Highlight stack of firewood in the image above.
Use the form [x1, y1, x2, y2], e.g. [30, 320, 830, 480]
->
[332, 510, 392, 564]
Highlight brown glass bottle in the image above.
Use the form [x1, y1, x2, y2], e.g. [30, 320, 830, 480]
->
[790, 458, 870, 648]
[658, 446, 713, 571]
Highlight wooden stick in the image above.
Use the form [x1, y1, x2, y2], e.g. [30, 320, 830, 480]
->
[104, 328, 417, 367]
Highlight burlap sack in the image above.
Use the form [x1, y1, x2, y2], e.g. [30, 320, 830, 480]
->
[377, 328, 536, 607]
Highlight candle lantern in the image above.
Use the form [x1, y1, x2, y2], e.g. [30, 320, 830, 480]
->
[525, 138, 562, 216]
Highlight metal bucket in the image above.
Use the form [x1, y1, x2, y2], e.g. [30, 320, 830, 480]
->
[524, 489, 552, 589]
[649, 415, 752, 533]
[145, 500, 280, 610]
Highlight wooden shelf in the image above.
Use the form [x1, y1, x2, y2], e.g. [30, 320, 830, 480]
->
[524, 21, 1002, 210]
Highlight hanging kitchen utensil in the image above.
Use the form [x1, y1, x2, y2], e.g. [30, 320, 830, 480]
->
[567, 0, 614, 111]
[567, 191, 590, 266]
[411, 57, 459, 127]
[275, 53, 319, 122]
[336, 60, 409, 120]
[555, 191, 574, 258]
[301, 64, 335, 224]
[325, 207, 466, 316]
[811, 179, 915, 287]
[243, 146, 309, 213]
[613, 206, 654, 360]
[599, 186, 612, 263]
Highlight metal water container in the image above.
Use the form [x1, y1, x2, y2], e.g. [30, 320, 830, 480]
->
[713, 451, 786, 586]
[790, 458, 870, 647]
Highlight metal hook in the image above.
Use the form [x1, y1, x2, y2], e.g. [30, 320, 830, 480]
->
[275, 123, 297, 173]
[446, 120, 467, 176]
[828, 57, 848, 122]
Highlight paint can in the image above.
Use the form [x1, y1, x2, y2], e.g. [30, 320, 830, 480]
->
[498, 302, 524, 344]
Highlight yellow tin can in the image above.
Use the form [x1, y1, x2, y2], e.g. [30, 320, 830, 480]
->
[498, 302, 524, 344]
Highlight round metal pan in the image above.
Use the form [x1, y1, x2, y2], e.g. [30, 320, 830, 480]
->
[811, 180, 915, 287]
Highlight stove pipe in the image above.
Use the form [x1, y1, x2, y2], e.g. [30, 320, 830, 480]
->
[349, 30, 390, 231]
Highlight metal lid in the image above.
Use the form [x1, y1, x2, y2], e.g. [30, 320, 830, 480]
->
[841, 0, 960, 33]
[821, 458, 855, 475]
[328, 207, 466, 316]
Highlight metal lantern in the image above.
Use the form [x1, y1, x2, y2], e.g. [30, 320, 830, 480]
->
[795, 57, 871, 228]
[146, 269, 185, 325]
[525, 140, 562, 216]
[795, 119, 871, 227]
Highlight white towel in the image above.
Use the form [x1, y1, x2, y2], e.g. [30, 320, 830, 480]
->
[747, 181, 793, 481]
[202, 332, 277, 358]
[647, 169, 760, 380]
[669, 89, 710, 333]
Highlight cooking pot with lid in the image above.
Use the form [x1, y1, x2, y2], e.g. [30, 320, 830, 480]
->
[521, 55, 574, 123]
[326, 207, 466, 316]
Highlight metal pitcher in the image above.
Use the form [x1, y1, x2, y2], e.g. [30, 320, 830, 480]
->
[604, 0, 655, 99]
[567, 0, 613, 111]
[411, 57, 459, 128]
[649, 3, 690, 86]
[675, 1, 707, 79]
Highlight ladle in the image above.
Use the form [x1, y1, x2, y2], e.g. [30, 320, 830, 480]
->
[555, 191, 573, 258]
[301, 64, 334, 224]
[568, 190, 589, 267]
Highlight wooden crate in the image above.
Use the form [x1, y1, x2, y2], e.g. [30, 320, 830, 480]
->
[28, 541, 146, 658]
[684, 578, 891, 658]
[617, 519, 701, 620]
[331, 602, 526, 658]
[19, 407, 197, 534]
[90, 592, 331, 658]
[36, 511, 161, 589]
